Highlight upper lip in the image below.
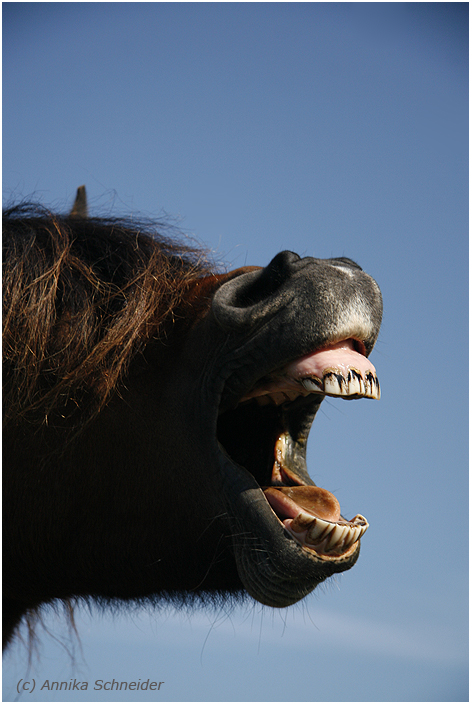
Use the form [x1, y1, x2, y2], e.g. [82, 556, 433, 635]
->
[241, 338, 380, 404]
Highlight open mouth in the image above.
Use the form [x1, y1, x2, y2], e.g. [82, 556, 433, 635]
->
[217, 338, 379, 562]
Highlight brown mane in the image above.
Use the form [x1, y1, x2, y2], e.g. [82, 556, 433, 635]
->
[3, 204, 214, 436]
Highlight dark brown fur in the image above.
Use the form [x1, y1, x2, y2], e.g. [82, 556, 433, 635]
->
[3, 203, 239, 648]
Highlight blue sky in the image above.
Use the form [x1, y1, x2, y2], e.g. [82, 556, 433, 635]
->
[3, 3, 468, 702]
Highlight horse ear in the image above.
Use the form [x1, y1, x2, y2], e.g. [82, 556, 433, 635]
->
[69, 185, 88, 218]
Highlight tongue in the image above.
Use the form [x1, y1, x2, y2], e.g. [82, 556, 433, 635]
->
[264, 486, 341, 522]
[285, 339, 377, 379]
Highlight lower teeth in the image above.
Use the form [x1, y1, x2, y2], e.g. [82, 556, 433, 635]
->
[285, 513, 368, 555]
[266, 430, 369, 557]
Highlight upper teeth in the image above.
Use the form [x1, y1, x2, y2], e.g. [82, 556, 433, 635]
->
[251, 367, 380, 406]
[301, 368, 380, 400]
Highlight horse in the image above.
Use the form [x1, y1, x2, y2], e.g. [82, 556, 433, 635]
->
[3, 188, 383, 649]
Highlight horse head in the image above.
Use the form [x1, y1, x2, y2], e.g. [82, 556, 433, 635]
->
[3, 189, 382, 647]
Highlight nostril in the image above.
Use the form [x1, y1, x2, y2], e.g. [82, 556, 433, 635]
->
[211, 252, 302, 330]
[232, 251, 302, 308]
